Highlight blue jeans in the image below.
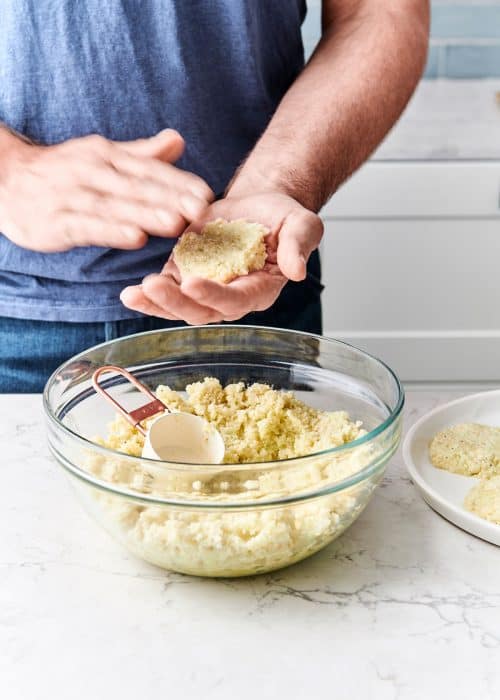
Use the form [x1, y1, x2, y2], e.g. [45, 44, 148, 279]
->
[0, 252, 323, 393]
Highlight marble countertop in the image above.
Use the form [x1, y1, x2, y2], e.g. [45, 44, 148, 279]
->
[373, 80, 500, 161]
[1, 390, 499, 700]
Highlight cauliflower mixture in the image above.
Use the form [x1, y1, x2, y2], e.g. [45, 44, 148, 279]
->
[86, 378, 376, 577]
[102, 377, 364, 464]
[173, 219, 268, 284]
[429, 423, 500, 525]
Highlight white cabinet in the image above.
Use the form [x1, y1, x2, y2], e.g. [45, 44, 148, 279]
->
[321, 161, 500, 381]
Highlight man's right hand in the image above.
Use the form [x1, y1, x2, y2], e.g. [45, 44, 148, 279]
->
[0, 128, 213, 252]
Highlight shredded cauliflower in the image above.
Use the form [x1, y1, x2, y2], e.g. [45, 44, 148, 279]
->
[86, 379, 375, 577]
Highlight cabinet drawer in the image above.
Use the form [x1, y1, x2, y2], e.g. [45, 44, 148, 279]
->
[322, 162, 500, 219]
[320, 161, 500, 381]
[321, 218, 500, 332]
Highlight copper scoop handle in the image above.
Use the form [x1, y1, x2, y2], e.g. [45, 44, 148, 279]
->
[92, 365, 167, 436]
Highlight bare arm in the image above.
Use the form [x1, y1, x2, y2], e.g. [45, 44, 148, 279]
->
[122, 0, 430, 323]
[230, 0, 430, 211]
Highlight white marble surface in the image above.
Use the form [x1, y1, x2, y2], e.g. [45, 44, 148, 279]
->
[374, 79, 500, 161]
[1, 390, 499, 700]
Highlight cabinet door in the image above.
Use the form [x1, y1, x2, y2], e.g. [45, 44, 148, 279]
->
[320, 162, 500, 382]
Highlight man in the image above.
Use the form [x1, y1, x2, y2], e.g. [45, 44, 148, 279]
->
[0, 1, 429, 392]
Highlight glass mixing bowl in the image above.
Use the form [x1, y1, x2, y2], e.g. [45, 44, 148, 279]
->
[44, 325, 404, 578]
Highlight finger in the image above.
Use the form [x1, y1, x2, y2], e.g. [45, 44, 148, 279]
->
[142, 273, 223, 325]
[276, 209, 324, 281]
[120, 285, 181, 320]
[181, 270, 286, 319]
[160, 254, 182, 279]
[66, 188, 186, 237]
[72, 135, 212, 220]
[79, 163, 209, 224]
[116, 129, 185, 163]
[57, 213, 147, 250]
[108, 148, 214, 204]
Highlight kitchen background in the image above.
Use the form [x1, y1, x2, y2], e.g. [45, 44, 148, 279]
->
[303, 1, 500, 384]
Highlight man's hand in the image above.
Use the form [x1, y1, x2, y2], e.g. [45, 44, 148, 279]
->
[120, 192, 323, 324]
[121, 0, 427, 326]
[0, 127, 213, 252]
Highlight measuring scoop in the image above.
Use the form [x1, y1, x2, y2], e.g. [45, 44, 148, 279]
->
[92, 365, 225, 464]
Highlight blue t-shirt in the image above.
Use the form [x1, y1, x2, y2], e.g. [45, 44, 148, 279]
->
[0, 0, 305, 321]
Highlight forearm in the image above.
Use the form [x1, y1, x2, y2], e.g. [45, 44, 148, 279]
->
[229, 0, 430, 211]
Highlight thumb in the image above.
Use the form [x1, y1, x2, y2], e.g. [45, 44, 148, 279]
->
[276, 209, 324, 282]
[115, 129, 185, 163]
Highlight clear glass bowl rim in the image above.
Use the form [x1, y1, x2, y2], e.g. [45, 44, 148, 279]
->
[43, 325, 405, 507]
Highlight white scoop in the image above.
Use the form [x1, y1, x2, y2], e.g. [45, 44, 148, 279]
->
[92, 365, 225, 464]
[141, 411, 225, 463]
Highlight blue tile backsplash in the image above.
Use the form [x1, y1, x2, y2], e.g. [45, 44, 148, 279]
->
[302, 1, 500, 79]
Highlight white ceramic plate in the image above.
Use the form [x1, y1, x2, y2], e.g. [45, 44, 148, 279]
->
[403, 390, 500, 546]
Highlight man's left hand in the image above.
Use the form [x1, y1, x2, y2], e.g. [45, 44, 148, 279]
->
[120, 192, 323, 324]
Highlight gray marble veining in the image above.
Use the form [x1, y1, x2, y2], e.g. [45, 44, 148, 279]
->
[1, 391, 498, 700]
